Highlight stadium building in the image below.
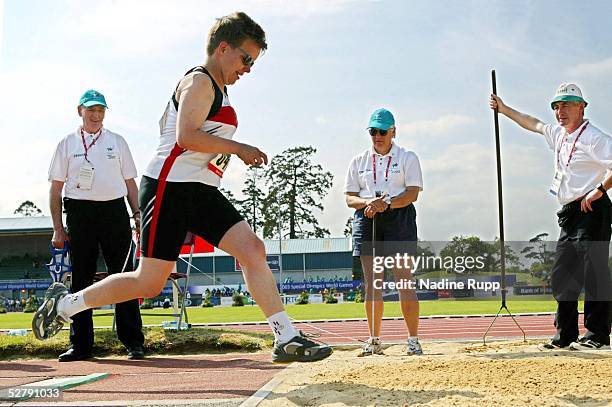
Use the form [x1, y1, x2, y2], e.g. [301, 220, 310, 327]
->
[0, 216, 356, 301]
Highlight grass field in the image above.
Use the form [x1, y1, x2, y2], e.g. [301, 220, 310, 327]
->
[0, 298, 576, 330]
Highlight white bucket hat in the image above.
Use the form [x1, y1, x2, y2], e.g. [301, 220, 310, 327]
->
[550, 83, 587, 109]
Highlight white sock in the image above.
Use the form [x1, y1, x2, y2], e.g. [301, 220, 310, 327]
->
[408, 336, 419, 342]
[368, 336, 380, 343]
[267, 311, 299, 343]
[57, 293, 88, 319]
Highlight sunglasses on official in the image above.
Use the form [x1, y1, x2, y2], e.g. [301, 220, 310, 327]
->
[237, 47, 255, 68]
[368, 128, 391, 136]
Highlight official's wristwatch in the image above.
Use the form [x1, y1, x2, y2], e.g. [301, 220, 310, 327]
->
[597, 183, 607, 194]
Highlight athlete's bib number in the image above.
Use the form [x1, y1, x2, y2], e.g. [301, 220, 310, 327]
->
[208, 153, 231, 177]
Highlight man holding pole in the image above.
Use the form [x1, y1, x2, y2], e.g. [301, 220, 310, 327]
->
[490, 83, 612, 350]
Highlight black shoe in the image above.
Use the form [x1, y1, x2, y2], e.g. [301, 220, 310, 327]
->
[127, 345, 145, 360]
[538, 340, 569, 351]
[58, 348, 92, 362]
[272, 332, 333, 363]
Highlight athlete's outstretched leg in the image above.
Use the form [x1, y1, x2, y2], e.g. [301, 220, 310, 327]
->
[219, 221, 332, 363]
[33, 258, 174, 340]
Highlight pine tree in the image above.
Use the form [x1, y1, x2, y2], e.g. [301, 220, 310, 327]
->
[14, 201, 43, 217]
[262, 146, 333, 239]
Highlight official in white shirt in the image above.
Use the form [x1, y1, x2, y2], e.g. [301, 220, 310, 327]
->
[48, 90, 145, 361]
[491, 83, 612, 350]
[344, 108, 424, 356]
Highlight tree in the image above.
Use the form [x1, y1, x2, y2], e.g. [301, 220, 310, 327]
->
[14, 201, 43, 217]
[239, 167, 265, 234]
[521, 233, 554, 265]
[219, 188, 241, 208]
[439, 236, 503, 274]
[521, 233, 555, 284]
[489, 238, 522, 272]
[262, 146, 333, 239]
[343, 216, 353, 237]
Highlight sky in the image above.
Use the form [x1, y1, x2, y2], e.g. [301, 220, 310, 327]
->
[1, 0, 612, 241]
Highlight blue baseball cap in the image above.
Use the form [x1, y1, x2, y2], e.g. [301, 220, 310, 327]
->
[367, 108, 395, 130]
[79, 89, 108, 108]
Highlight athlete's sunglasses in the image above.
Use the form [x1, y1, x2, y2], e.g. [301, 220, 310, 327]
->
[368, 128, 389, 136]
[237, 47, 255, 68]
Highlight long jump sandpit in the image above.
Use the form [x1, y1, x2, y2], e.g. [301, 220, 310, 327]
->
[256, 340, 611, 407]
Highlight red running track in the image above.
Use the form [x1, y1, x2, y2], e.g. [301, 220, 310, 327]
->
[206, 313, 585, 345]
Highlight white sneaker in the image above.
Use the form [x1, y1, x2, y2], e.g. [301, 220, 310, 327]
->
[407, 337, 423, 355]
[569, 337, 607, 351]
[358, 337, 384, 357]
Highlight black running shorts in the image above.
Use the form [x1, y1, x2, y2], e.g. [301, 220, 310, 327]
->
[139, 176, 243, 261]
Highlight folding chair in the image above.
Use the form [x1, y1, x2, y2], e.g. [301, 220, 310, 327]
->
[94, 232, 197, 331]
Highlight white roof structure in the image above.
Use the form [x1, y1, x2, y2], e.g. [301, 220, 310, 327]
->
[194, 237, 351, 257]
[0, 216, 53, 235]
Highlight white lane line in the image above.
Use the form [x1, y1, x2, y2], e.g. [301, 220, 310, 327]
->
[240, 366, 296, 407]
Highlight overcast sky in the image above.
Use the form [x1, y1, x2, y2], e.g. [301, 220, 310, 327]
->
[1, 0, 611, 240]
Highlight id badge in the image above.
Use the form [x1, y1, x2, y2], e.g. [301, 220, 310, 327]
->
[77, 164, 95, 190]
[549, 170, 562, 196]
[207, 153, 231, 177]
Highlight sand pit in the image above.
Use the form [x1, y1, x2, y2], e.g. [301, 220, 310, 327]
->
[260, 341, 612, 406]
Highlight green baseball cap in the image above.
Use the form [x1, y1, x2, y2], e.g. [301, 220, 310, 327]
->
[367, 108, 395, 130]
[79, 89, 108, 108]
[550, 83, 587, 109]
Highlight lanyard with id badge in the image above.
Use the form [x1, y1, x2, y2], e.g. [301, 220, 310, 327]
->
[77, 128, 101, 190]
[549, 122, 588, 196]
[372, 154, 392, 204]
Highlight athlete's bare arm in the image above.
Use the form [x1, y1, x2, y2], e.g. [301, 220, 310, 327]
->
[175, 73, 267, 166]
[490, 94, 545, 134]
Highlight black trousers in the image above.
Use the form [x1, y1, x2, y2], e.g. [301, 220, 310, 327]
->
[64, 197, 144, 353]
[551, 194, 612, 346]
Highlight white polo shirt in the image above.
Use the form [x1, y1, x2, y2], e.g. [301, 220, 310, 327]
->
[542, 121, 612, 205]
[344, 142, 423, 198]
[48, 127, 138, 201]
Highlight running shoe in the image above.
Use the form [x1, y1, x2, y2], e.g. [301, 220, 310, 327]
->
[538, 340, 569, 351]
[407, 337, 423, 355]
[272, 332, 333, 363]
[32, 283, 71, 340]
[358, 337, 384, 357]
[569, 337, 608, 351]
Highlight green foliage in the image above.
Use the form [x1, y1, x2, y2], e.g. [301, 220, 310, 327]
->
[414, 241, 437, 273]
[296, 291, 309, 305]
[354, 290, 364, 303]
[324, 290, 338, 304]
[232, 291, 245, 307]
[521, 233, 555, 285]
[438, 236, 521, 274]
[262, 146, 333, 239]
[13, 200, 43, 217]
[238, 167, 266, 234]
[344, 216, 353, 237]
[23, 296, 37, 313]
[0, 327, 272, 359]
[201, 292, 213, 307]
[140, 298, 154, 309]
